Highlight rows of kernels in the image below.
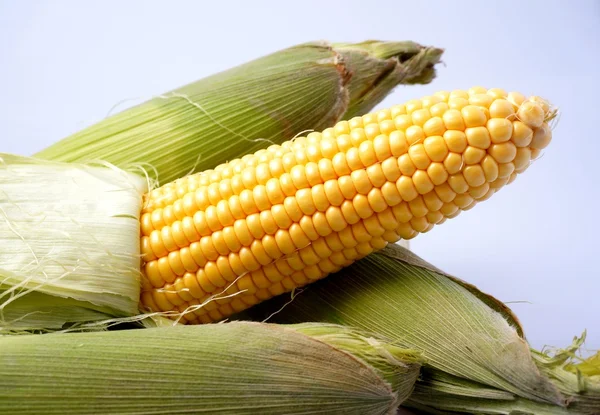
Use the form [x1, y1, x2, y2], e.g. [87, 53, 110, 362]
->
[140, 88, 554, 323]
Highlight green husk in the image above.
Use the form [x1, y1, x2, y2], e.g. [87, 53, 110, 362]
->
[403, 337, 600, 415]
[531, 334, 600, 414]
[0, 154, 147, 334]
[239, 244, 564, 407]
[0, 322, 419, 414]
[405, 369, 572, 414]
[34, 40, 442, 184]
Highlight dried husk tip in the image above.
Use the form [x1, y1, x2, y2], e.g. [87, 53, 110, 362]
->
[333, 40, 443, 119]
[531, 333, 600, 414]
[405, 336, 600, 414]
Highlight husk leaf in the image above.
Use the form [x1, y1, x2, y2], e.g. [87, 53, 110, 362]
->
[404, 368, 573, 414]
[0, 154, 147, 333]
[34, 40, 442, 184]
[531, 334, 600, 414]
[0, 322, 403, 415]
[404, 338, 600, 414]
[239, 244, 563, 406]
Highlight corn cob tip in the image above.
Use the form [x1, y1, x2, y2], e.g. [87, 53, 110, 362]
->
[138, 87, 556, 324]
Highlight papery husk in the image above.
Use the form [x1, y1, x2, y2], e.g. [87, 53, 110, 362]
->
[531, 333, 600, 414]
[0, 321, 417, 414]
[239, 244, 564, 406]
[0, 154, 147, 333]
[404, 368, 572, 414]
[35, 41, 442, 184]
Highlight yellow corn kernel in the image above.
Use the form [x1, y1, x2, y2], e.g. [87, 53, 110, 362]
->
[507, 92, 526, 109]
[430, 102, 449, 117]
[466, 127, 491, 149]
[398, 154, 417, 176]
[442, 109, 466, 131]
[412, 170, 435, 195]
[443, 152, 464, 175]
[423, 135, 449, 162]
[390, 104, 407, 118]
[463, 165, 486, 187]
[427, 162, 449, 185]
[461, 105, 488, 128]
[434, 90, 450, 102]
[513, 148, 532, 171]
[443, 130, 468, 153]
[423, 117, 446, 137]
[423, 191, 443, 212]
[489, 99, 515, 120]
[489, 142, 517, 163]
[487, 118, 513, 144]
[449, 89, 469, 100]
[530, 123, 552, 149]
[517, 100, 545, 128]
[406, 125, 425, 145]
[486, 88, 508, 99]
[405, 99, 422, 114]
[434, 183, 456, 203]
[421, 95, 441, 108]
[412, 108, 432, 127]
[463, 146, 486, 165]
[497, 162, 515, 179]
[389, 130, 409, 157]
[394, 114, 412, 131]
[481, 156, 499, 182]
[448, 97, 469, 110]
[469, 94, 494, 108]
[468, 86, 487, 95]
[408, 144, 432, 170]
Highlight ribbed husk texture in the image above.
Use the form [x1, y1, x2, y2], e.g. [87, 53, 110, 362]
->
[404, 338, 600, 414]
[0, 154, 147, 333]
[34, 40, 442, 184]
[0, 321, 422, 415]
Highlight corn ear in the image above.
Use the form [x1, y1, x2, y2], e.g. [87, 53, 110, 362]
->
[240, 243, 564, 406]
[34, 40, 442, 184]
[0, 154, 146, 333]
[0, 322, 419, 414]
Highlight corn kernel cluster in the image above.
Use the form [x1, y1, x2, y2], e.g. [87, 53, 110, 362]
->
[139, 87, 554, 323]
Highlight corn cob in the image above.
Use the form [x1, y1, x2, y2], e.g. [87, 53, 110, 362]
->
[139, 87, 556, 323]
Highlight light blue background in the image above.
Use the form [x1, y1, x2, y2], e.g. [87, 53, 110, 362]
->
[1, 0, 598, 351]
